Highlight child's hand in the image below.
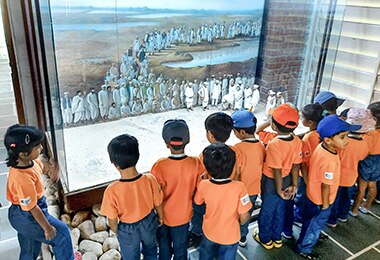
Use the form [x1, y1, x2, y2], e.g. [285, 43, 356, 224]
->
[284, 186, 297, 200]
[277, 190, 289, 200]
[44, 225, 56, 240]
[158, 218, 164, 227]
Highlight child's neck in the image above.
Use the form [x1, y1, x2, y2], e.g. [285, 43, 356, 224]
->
[241, 134, 257, 141]
[276, 130, 292, 137]
[119, 167, 139, 180]
[17, 158, 32, 167]
[322, 142, 337, 153]
[170, 149, 185, 155]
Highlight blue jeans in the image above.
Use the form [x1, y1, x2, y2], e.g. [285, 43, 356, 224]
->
[297, 197, 332, 254]
[283, 198, 295, 237]
[117, 210, 158, 260]
[199, 235, 238, 260]
[327, 185, 355, 225]
[8, 196, 73, 260]
[157, 223, 189, 260]
[190, 202, 205, 235]
[294, 177, 306, 223]
[240, 195, 257, 238]
[258, 175, 291, 243]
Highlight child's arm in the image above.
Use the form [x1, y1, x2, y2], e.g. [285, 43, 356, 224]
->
[286, 163, 300, 199]
[239, 212, 250, 225]
[30, 205, 56, 240]
[107, 218, 118, 234]
[321, 183, 330, 210]
[273, 168, 287, 200]
[155, 204, 164, 226]
[255, 119, 271, 135]
[300, 162, 308, 185]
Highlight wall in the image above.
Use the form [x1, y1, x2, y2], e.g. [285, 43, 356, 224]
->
[257, 0, 312, 103]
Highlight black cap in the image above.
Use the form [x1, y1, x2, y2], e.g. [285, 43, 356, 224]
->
[162, 119, 190, 145]
[4, 124, 45, 153]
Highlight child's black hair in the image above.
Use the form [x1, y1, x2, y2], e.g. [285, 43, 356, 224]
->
[4, 124, 45, 167]
[202, 143, 236, 179]
[204, 112, 233, 142]
[320, 98, 338, 112]
[272, 118, 296, 133]
[302, 103, 324, 124]
[233, 116, 257, 134]
[368, 101, 380, 127]
[108, 134, 139, 170]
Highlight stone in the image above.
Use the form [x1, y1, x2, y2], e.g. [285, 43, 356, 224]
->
[79, 240, 103, 257]
[47, 205, 60, 219]
[60, 214, 72, 227]
[70, 228, 80, 251]
[82, 252, 98, 260]
[99, 249, 121, 260]
[78, 220, 95, 240]
[72, 211, 91, 227]
[95, 216, 108, 232]
[89, 231, 109, 244]
[64, 203, 74, 214]
[109, 229, 116, 237]
[46, 196, 58, 206]
[91, 214, 97, 225]
[102, 237, 119, 252]
[92, 204, 102, 216]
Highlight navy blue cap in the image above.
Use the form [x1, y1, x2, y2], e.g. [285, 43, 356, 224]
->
[314, 91, 345, 106]
[162, 119, 190, 145]
[231, 110, 256, 128]
[317, 115, 361, 139]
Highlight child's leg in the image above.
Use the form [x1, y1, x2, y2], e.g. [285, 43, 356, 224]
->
[362, 181, 377, 209]
[117, 222, 141, 260]
[297, 198, 332, 254]
[190, 202, 205, 236]
[282, 199, 295, 238]
[327, 186, 343, 226]
[258, 175, 279, 243]
[157, 224, 172, 260]
[170, 223, 190, 259]
[199, 235, 218, 260]
[139, 211, 159, 260]
[17, 232, 41, 260]
[337, 186, 356, 220]
[352, 178, 368, 214]
[240, 195, 257, 239]
[218, 242, 239, 260]
[294, 177, 306, 223]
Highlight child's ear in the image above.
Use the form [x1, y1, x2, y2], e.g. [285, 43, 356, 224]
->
[207, 130, 216, 142]
[323, 137, 333, 145]
[271, 121, 278, 131]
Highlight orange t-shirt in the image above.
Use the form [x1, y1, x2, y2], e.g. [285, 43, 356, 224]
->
[338, 134, 370, 187]
[194, 179, 252, 245]
[258, 131, 277, 146]
[368, 129, 380, 154]
[199, 145, 238, 180]
[6, 159, 45, 211]
[263, 135, 303, 178]
[100, 173, 163, 223]
[151, 155, 204, 226]
[302, 130, 320, 165]
[233, 140, 265, 195]
[307, 143, 341, 205]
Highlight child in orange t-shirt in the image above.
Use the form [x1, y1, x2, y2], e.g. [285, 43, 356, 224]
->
[151, 119, 204, 259]
[326, 108, 375, 226]
[255, 104, 303, 250]
[296, 115, 360, 259]
[190, 112, 234, 247]
[195, 143, 252, 259]
[5, 124, 74, 260]
[101, 134, 163, 260]
[293, 104, 324, 227]
[350, 103, 380, 215]
[231, 110, 265, 247]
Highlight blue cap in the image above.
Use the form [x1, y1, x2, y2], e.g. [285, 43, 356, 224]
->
[231, 110, 256, 128]
[314, 91, 345, 106]
[317, 115, 361, 139]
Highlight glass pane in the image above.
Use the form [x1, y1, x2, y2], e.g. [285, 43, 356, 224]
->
[47, 0, 265, 191]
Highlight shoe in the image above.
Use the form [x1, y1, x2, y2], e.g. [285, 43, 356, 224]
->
[338, 218, 347, 223]
[252, 228, 273, 250]
[359, 206, 368, 214]
[281, 232, 293, 239]
[188, 233, 202, 248]
[318, 233, 328, 241]
[239, 236, 247, 247]
[273, 240, 283, 248]
[298, 251, 320, 259]
[349, 211, 358, 217]
[326, 222, 337, 228]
